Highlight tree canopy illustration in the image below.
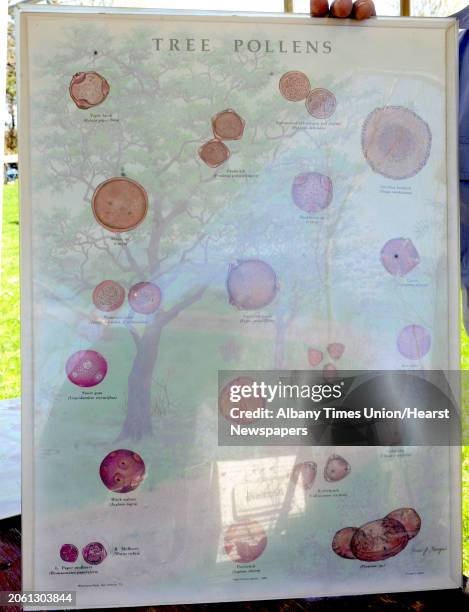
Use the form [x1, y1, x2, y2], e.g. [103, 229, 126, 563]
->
[33, 24, 302, 440]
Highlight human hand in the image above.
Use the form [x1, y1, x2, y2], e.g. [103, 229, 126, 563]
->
[310, 0, 376, 20]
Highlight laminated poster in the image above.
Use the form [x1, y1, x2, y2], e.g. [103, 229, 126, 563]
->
[18, 7, 461, 609]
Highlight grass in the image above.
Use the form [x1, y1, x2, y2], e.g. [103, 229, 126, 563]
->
[0, 183, 20, 399]
[1, 182, 469, 575]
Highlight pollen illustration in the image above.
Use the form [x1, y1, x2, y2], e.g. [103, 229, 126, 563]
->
[305, 88, 337, 120]
[291, 172, 333, 213]
[59, 544, 79, 563]
[224, 520, 268, 564]
[323, 363, 337, 381]
[307, 348, 323, 367]
[69, 71, 110, 110]
[324, 454, 351, 482]
[279, 71, 336, 120]
[279, 71, 311, 101]
[227, 259, 278, 310]
[219, 376, 264, 424]
[362, 106, 432, 180]
[332, 507, 421, 562]
[128, 282, 162, 315]
[308, 341, 345, 369]
[348, 518, 409, 562]
[327, 342, 345, 360]
[198, 139, 231, 168]
[198, 109, 246, 168]
[385, 507, 421, 540]
[91, 177, 148, 233]
[380, 238, 420, 277]
[92, 280, 126, 312]
[397, 324, 431, 360]
[290, 461, 317, 490]
[331, 527, 357, 559]
[82, 542, 107, 565]
[211, 109, 246, 140]
[65, 350, 108, 388]
[99, 449, 146, 494]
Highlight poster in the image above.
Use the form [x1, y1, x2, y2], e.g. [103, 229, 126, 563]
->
[18, 7, 461, 609]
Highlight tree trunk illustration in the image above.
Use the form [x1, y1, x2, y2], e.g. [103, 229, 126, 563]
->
[118, 319, 162, 441]
[274, 304, 299, 369]
[118, 285, 207, 441]
[274, 317, 287, 369]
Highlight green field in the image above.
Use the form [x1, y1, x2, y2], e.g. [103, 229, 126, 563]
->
[1, 182, 468, 574]
[0, 183, 20, 399]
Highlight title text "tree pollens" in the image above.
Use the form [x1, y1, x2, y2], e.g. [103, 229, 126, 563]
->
[151, 38, 332, 54]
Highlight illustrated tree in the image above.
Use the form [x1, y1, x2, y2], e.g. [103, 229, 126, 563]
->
[32, 23, 302, 440]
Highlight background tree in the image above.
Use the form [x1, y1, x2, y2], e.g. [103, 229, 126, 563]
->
[5, 21, 16, 153]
